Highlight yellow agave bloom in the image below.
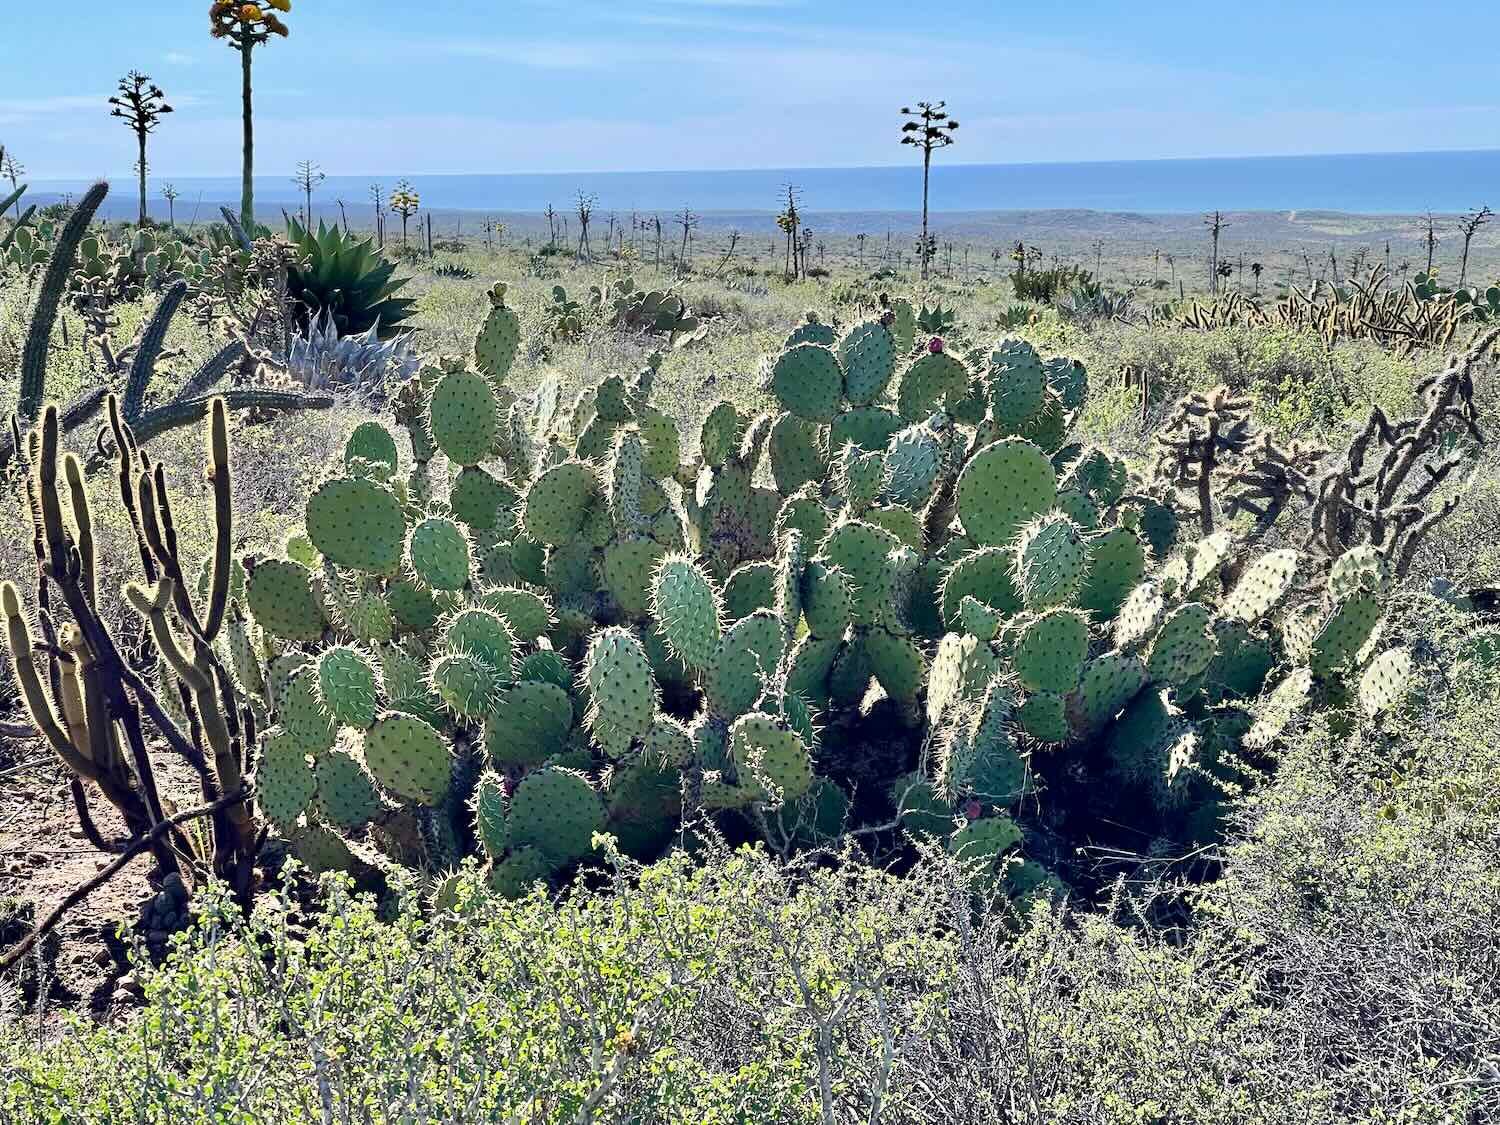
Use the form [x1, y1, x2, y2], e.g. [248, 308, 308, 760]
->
[266, 0, 291, 10]
[240, 4, 263, 20]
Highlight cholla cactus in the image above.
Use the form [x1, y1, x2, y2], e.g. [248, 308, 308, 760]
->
[281, 309, 420, 402]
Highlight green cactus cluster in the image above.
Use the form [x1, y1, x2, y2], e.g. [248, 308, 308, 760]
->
[590, 276, 710, 348]
[137, 284, 1418, 913]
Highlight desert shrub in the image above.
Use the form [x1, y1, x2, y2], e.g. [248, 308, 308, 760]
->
[4, 633, 1497, 1125]
[1411, 446, 1500, 590]
[1066, 321, 1423, 447]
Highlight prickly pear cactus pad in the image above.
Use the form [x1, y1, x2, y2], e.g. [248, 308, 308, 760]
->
[1054, 490, 1099, 530]
[477, 587, 553, 644]
[784, 312, 837, 349]
[523, 461, 600, 545]
[651, 555, 723, 672]
[770, 343, 843, 422]
[256, 730, 315, 832]
[444, 607, 516, 680]
[821, 519, 901, 624]
[897, 349, 969, 422]
[1203, 620, 1275, 700]
[864, 628, 928, 706]
[831, 406, 904, 454]
[769, 413, 828, 494]
[408, 517, 472, 592]
[1013, 513, 1088, 611]
[948, 815, 1023, 866]
[730, 712, 814, 803]
[937, 687, 1025, 804]
[833, 444, 885, 512]
[388, 578, 444, 631]
[280, 671, 337, 755]
[334, 591, 394, 646]
[604, 538, 668, 617]
[1115, 582, 1168, 651]
[956, 439, 1058, 547]
[314, 747, 384, 830]
[1327, 545, 1386, 603]
[838, 319, 898, 405]
[1359, 647, 1414, 717]
[1069, 651, 1148, 735]
[1310, 594, 1382, 679]
[635, 405, 681, 480]
[987, 345, 1048, 429]
[429, 367, 500, 466]
[474, 283, 521, 380]
[316, 645, 380, 729]
[1014, 609, 1089, 694]
[344, 422, 400, 475]
[1222, 549, 1300, 621]
[306, 478, 406, 575]
[723, 562, 777, 621]
[958, 595, 1003, 642]
[508, 767, 605, 868]
[450, 467, 517, 533]
[1076, 527, 1149, 621]
[246, 559, 326, 641]
[1060, 447, 1126, 507]
[487, 847, 552, 900]
[472, 772, 510, 859]
[882, 424, 943, 508]
[707, 610, 785, 719]
[431, 652, 502, 718]
[940, 546, 1022, 627]
[290, 825, 369, 877]
[698, 402, 745, 468]
[363, 714, 453, 804]
[1017, 691, 1069, 744]
[799, 561, 853, 638]
[1161, 532, 1233, 600]
[487, 680, 574, 770]
[1045, 356, 1089, 411]
[584, 627, 658, 757]
[1147, 603, 1218, 684]
[927, 633, 1000, 726]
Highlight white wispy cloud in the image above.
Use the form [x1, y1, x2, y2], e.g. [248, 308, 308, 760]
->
[164, 51, 196, 65]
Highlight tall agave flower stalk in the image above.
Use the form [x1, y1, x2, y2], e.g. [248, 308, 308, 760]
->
[209, 0, 291, 229]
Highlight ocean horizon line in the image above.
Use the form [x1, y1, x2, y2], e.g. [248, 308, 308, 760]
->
[23, 149, 1500, 218]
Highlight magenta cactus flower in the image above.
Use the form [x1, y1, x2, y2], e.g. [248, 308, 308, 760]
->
[929, 337, 944, 354]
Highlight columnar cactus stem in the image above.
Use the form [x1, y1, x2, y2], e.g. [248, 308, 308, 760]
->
[123, 280, 190, 425]
[61, 456, 97, 609]
[18, 182, 109, 424]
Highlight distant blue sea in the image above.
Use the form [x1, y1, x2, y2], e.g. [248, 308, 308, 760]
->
[30, 149, 1500, 216]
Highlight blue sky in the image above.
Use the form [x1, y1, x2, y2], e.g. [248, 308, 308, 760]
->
[4, 0, 1498, 178]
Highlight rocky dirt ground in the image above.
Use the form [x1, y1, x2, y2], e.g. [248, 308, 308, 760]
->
[0, 728, 192, 1015]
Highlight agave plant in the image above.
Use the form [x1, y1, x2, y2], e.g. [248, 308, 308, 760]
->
[280, 308, 420, 402]
[285, 218, 416, 339]
[1058, 285, 1135, 323]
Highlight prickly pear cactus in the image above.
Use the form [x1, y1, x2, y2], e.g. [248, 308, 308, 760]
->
[237, 285, 1391, 908]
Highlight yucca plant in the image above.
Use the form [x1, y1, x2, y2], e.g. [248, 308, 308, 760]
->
[284, 217, 416, 339]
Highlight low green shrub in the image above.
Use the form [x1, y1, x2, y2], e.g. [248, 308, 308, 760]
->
[4, 628, 1497, 1123]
